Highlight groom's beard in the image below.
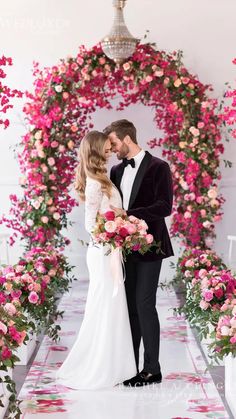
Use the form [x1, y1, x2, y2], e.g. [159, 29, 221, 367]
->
[116, 142, 130, 160]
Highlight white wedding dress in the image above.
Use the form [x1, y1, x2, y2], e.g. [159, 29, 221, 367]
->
[55, 177, 136, 389]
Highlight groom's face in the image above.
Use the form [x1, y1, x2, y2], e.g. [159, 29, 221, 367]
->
[108, 132, 129, 160]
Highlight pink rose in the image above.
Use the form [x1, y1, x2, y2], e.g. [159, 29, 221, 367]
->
[28, 291, 39, 304]
[230, 336, 236, 344]
[119, 227, 129, 238]
[35, 262, 46, 273]
[4, 303, 16, 316]
[123, 62, 131, 71]
[48, 269, 57, 276]
[104, 211, 115, 221]
[99, 57, 106, 65]
[198, 269, 207, 279]
[47, 157, 55, 166]
[126, 224, 137, 235]
[51, 141, 59, 148]
[15, 264, 25, 273]
[154, 70, 164, 77]
[199, 300, 210, 310]
[71, 124, 78, 133]
[32, 200, 41, 209]
[59, 145, 65, 152]
[0, 321, 7, 335]
[145, 75, 153, 83]
[1, 346, 12, 360]
[214, 288, 224, 299]
[185, 259, 194, 268]
[63, 92, 69, 100]
[41, 216, 49, 224]
[203, 289, 214, 302]
[146, 234, 153, 244]
[184, 270, 192, 278]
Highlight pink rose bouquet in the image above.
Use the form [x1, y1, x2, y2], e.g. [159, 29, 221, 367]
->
[92, 211, 160, 256]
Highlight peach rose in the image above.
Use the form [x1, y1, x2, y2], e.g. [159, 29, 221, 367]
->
[104, 221, 116, 233]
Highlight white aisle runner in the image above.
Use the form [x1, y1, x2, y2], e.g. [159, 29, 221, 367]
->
[18, 279, 230, 419]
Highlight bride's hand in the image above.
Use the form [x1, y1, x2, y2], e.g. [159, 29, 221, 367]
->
[110, 205, 126, 217]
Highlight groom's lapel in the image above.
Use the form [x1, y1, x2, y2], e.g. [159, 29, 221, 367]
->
[128, 151, 152, 210]
[116, 163, 125, 199]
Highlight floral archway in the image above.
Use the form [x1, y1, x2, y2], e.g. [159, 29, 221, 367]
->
[1, 41, 233, 416]
[3, 42, 224, 250]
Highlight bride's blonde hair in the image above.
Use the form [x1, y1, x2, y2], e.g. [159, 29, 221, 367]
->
[75, 130, 113, 201]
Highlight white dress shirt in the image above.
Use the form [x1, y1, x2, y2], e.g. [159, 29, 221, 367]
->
[120, 149, 146, 210]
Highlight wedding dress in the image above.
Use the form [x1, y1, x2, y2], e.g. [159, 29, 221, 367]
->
[55, 177, 136, 389]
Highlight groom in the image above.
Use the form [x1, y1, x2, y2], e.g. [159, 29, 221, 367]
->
[104, 119, 174, 387]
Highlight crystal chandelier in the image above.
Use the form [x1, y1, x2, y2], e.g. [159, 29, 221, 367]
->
[101, 0, 139, 64]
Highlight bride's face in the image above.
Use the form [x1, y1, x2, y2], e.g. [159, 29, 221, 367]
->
[103, 139, 112, 161]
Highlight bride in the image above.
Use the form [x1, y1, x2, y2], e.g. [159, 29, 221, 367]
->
[55, 130, 137, 389]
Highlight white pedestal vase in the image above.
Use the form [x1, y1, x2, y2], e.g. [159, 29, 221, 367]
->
[15, 332, 37, 365]
[0, 368, 12, 419]
[225, 354, 236, 418]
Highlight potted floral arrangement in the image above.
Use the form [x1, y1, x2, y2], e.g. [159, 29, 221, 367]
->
[0, 286, 29, 418]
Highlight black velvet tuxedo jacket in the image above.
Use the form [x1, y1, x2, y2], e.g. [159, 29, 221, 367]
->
[110, 151, 174, 262]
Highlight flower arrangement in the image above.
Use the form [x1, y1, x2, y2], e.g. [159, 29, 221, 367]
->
[0, 246, 74, 416]
[209, 301, 236, 359]
[172, 247, 236, 361]
[0, 43, 224, 251]
[0, 246, 74, 340]
[92, 210, 159, 256]
[0, 286, 29, 417]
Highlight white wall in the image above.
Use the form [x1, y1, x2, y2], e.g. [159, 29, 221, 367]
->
[1, 0, 236, 278]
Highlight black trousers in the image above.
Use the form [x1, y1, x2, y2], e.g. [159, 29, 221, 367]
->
[124, 258, 162, 375]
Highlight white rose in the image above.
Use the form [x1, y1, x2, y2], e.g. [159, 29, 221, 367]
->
[53, 212, 60, 220]
[221, 326, 230, 336]
[34, 130, 42, 140]
[208, 189, 217, 199]
[55, 85, 63, 93]
[203, 221, 212, 229]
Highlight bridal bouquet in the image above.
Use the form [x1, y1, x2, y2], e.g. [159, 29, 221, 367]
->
[92, 210, 160, 256]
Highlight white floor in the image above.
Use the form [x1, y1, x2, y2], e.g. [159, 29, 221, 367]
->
[18, 278, 230, 419]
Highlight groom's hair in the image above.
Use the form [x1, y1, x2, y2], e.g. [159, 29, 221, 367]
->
[103, 119, 138, 144]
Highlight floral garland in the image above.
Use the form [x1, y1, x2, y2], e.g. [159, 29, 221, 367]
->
[1, 42, 225, 249]
[0, 56, 24, 418]
[221, 58, 236, 137]
[0, 56, 22, 129]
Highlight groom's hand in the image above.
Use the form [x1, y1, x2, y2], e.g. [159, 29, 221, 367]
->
[110, 205, 126, 217]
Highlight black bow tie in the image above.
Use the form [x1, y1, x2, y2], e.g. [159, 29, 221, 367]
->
[122, 158, 135, 168]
